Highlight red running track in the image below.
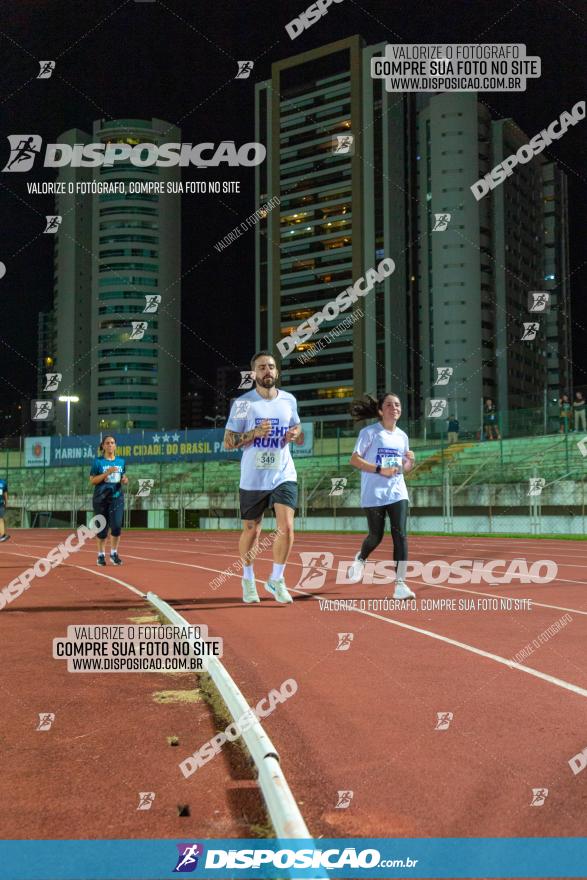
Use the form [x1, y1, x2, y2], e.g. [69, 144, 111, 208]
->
[1, 529, 586, 845]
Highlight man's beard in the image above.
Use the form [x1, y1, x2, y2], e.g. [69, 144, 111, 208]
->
[256, 376, 276, 388]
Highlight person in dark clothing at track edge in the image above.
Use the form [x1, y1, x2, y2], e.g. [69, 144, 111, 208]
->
[89, 435, 128, 566]
[0, 477, 10, 542]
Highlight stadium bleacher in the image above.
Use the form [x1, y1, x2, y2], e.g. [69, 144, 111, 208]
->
[3, 435, 586, 509]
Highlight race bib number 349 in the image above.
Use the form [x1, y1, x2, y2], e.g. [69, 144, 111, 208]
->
[255, 450, 281, 469]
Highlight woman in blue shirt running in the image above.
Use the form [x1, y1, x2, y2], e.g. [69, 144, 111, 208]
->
[89, 435, 128, 566]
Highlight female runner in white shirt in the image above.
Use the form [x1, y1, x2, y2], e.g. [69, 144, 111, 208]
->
[348, 392, 416, 599]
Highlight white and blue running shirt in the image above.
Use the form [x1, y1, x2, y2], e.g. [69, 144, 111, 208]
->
[353, 423, 410, 507]
[226, 389, 300, 490]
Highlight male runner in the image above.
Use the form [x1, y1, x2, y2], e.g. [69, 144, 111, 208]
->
[224, 351, 301, 604]
[0, 477, 9, 542]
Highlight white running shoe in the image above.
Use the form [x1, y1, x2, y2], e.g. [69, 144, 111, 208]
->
[242, 578, 260, 604]
[346, 554, 365, 584]
[393, 579, 416, 600]
[265, 577, 293, 604]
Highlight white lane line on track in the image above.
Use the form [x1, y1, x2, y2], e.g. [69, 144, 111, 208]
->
[122, 535, 587, 558]
[133, 548, 587, 616]
[116, 535, 587, 571]
[406, 582, 587, 617]
[118, 539, 587, 592]
[15, 532, 587, 565]
[291, 587, 587, 700]
[68, 564, 146, 597]
[80, 550, 587, 700]
[5, 547, 587, 698]
[9, 542, 587, 618]
[1, 550, 146, 598]
[17, 529, 585, 551]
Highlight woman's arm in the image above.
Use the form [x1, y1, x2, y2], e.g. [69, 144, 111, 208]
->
[350, 452, 398, 477]
[89, 466, 117, 486]
[403, 450, 415, 473]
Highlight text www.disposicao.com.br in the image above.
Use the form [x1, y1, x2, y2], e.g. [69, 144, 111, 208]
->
[70, 657, 202, 671]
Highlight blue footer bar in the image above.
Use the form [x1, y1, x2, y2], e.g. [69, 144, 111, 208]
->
[0, 838, 586, 879]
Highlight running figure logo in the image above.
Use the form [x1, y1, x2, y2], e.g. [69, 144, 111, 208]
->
[432, 213, 451, 232]
[43, 373, 62, 392]
[335, 790, 353, 809]
[3, 135, 42, 172]
[36, 713, 55, 731]
[527, 477, 545, 497]
[521, 322, 539, 341]
[427, 398, 447, 418]
[329, 477, 347, 496]
[37, 61, 56, 79]
[530, 788, 548, 806]
[137, 792, 155, 810]
[137, 479, 155, 498]
[173, 843, 204, 872]
[44, 215, 62, 233]
[336, 632, 354, 651]
[234, 400, 250, 418]
[31, 400, 54, 421]
[296, 551, 334, 590]
[130, 321, 148, 340]
[435, 712, 453, 730]
[143, 294, 161, 313]
[528, 291, 550, 313]
[235, 61, 254, 79]
[238, 371, 255, 390]
[333, 135, 354, 154]
[434, 366, 453, 386]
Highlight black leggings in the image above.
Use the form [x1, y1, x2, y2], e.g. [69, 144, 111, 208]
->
[359, 500, 409, 574]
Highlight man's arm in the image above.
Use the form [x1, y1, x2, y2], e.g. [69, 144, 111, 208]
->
[223, 428, 257, 450]
[282, 423, 302, 446]
[224, 419, 271, 450]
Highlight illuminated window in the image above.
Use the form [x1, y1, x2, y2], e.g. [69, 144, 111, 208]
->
[284, 309, 313, 321]
[316, 387, 353, 399]
[324, 237, 351, 250]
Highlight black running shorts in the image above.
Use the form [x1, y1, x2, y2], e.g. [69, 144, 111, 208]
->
[239, 480, 298, 521]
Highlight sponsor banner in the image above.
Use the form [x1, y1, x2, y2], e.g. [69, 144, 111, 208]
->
[24, 429, 240, 467]
[24, 436, 52, 467]
[24, 424, 313, 467]
[291, 421, 314, 457]
[0, 837, 586, 878]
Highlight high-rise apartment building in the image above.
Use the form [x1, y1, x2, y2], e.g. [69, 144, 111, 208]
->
[542, 162, 572, 398]
[255, 37, 418, 430]
[52, 118, 181, 434]
[252, 41, 572, 437]
[414, 94, 571, 434]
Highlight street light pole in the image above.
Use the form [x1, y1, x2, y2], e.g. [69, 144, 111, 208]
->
[58, 396, 79, 437]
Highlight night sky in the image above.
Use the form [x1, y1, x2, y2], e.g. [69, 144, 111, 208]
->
[1, 0, 585, 423]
